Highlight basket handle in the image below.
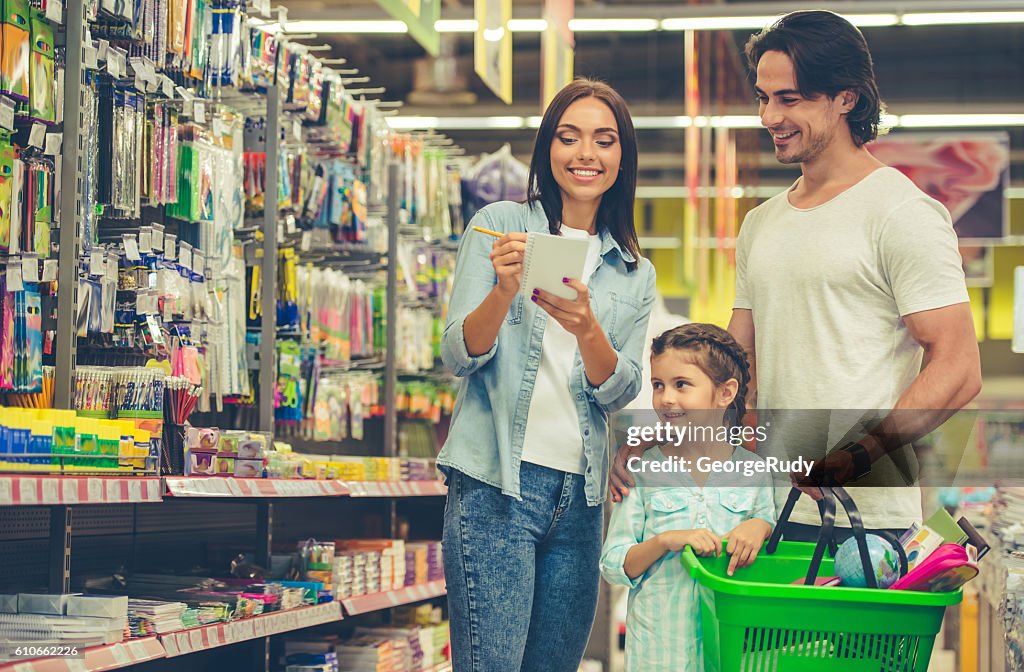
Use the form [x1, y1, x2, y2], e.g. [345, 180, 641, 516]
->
[768, 486, 903, 588]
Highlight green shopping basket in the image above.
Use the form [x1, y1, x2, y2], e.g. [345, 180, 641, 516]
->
[681, 486, 962, 672]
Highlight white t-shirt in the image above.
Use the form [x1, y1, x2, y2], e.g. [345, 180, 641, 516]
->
[734, 167, 970, 529]
[521, 227, 603, 475]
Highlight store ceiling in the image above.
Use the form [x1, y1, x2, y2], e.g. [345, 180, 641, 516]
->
[279, 0, 1024, 186]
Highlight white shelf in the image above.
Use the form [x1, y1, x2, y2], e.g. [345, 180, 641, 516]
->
[341, 579, 447, 616]
[0, 636, 164, 672]
[163, 478, 446, 499]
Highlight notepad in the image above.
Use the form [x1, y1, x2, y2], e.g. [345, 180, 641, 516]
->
[519, 232, 589, 301]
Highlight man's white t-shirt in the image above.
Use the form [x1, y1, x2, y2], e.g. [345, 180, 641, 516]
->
[734, 167, 970, 529]
[521, 227, 603, 475]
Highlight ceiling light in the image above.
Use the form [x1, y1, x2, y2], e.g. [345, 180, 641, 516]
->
[435, 19, 478, 32]
[710, 115, 761, 128]
[284, 20, 407, 33]
[508, 19, 548, 32]
[897, 114, 1024, 127]
[632, 116, 691, 129]
[525, 116, 543, 128]
[901, 11, 1024, 25]
[660, 16, 773, 31]
[569, 18, 659, 32]
[483, 27, 506, 42]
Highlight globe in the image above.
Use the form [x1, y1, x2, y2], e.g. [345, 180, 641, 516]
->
[834, 534, 901, 588]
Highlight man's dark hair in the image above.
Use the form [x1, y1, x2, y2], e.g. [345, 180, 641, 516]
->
[745, 10, 884, 147]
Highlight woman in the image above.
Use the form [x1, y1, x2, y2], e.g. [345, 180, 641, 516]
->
[439, 78, 656, 671]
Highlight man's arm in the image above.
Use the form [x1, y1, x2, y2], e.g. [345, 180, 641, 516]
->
[861, 302, 981, 460]
[727, 308, 758, 408]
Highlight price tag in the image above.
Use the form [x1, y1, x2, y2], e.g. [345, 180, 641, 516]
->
[152, 224, 164, 251]
[90, 249, 104, 276]
[44, 132, 62, 156]
[111, 644, 131, 664]
[194, 252, 205, 276]
[138, 226, 152, 253]
[179, 243, 192, 270]
[0, 98, 15, 131]
[258, 0, 270, 18]
[165, 233, 177, 260]
[39, 259, 57, 283]
[45, 0, 62, 23]
[277, 6, 287, 24]
[0, 479, 10, 505]
[6, 263, 23, 292]
[285, 214, 296, 233]
[85, 44, 99, 70]
[127, 480, 142, 502]
[123, 234, 141, 261]
[18, 479, 38, 505]
[21, 256, 38, 283]
[292, 119, 301, 140]
[66, 660, 87, 672]
[194, 100, 206, 123]
[105, 479, 121, 502]
[62, 479, 79, 503]
[97, 39, 109, 62]
[87, 478, 103, 502]
[41, 478, 59, 503]
[127, 640, 149, 659]
[28, 123, 46, 149]
[300, 231, 312, 252]
[108, 51, 123, 79]
[106, 252, 119, 282]
[162, 75, 175, 97]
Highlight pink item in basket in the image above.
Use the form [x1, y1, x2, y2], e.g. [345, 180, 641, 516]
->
[889, 543, 978, 592]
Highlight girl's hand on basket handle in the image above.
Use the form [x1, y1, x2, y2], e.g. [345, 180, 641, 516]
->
[658, 529, 721, 557]
[722, 519, 773, 576]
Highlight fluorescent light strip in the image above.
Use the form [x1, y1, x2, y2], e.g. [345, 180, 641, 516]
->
[435, 19, 477, 32]
[386, 114, 1024, 131]
[569, 18, 659, 31]
[284, 20, 407, 33]
[508, 19, 547, 32]
[901, 11, 1024, 26]
[660, 14, 897, 31]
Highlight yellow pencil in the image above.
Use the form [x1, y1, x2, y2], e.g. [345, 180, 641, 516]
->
[472, 226, 504, 238]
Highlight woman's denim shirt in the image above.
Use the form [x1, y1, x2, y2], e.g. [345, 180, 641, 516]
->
[438, 201, 656, 506]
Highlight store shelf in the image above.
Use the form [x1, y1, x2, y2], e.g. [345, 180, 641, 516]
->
[165, 478, 350, 498]
[341, 580, 447, 616]
[0, 476, 163, 506]
[163, 478, 446, 498]
[0, 636, 164, 672]
[158, 602, 343, 658]
[344, 481, 447, 497]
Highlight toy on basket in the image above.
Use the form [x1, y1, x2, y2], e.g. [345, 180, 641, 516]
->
[682, 486, 962, 672]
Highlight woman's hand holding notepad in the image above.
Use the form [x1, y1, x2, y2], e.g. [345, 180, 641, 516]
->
[485, 230, 528, 297]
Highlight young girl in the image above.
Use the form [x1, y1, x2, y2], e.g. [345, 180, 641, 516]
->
[600, 323, 776, 672]
[438, 79, 657, 672]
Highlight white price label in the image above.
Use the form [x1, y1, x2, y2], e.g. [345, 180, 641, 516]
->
[162, 75, 175, 97]
[165, 234, 177, 260]
[127, 640, 149, 658]
[127, 480, 142, 501]
[123, 234, 141, 261]
[6, 263, 23, 292]
[41, 478, 59, 503]
[18, 479, 38, 505]
[62, 479, 79, 503]
[277, 6, 287, 24]
[152, 224, 164, 251]
[194, 252, 205, 276]
[138, 227, 152, 253]
[85, 44, 99, 70]
[106, 479, 121, 501]
[258, 0, 270, 18]
[286, 214, 296, 233]
[108, 52, 123, 79]
[90, 250, 104, 276]
[0, 479, 11, 505]
[0, 98, 15, 131]
[87, 478, 103, 502]
[292, 119, 301, 140]
[45, 0, 62, 23]
[21, 256, 38, 283]
[42, 259, 58, 282]
[97, 39, 109, 62]
[179, 244, 192, 270]
[300, 231, 312, 252]
[28, 123, 46, 149]
[194, 100, 206, 123]
[189, 628, 204, 650]
[111, 644, 131, 664]
[44, 132, 62, 156]
[106, 253, 118, 282]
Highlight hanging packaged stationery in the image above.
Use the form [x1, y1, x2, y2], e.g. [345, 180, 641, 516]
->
[0, 132, 13, 252]
[167, 0, 186, 57]
[27, 11, 53, 122]
[286, 51, 310, 109]
[1, 0, 30, 100]
[306, 60, 323, 123]
[208, 6, 238, 89]
[0, 274, 12, 390]
[21, 155, 52, 254]
[22, 281, 40, 392]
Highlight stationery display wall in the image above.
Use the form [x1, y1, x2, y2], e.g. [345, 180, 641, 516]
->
[0, 1, 462, 671]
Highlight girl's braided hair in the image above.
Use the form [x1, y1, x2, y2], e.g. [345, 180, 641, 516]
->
[650, 323, 751, 426]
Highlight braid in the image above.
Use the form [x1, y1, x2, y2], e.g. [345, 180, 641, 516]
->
[651, 323, 751, 425]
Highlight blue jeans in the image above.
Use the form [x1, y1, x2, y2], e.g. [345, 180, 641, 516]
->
[443, 462, 603, 672]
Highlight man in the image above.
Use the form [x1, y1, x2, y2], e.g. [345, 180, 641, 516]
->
[611, 10, 981, 540]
